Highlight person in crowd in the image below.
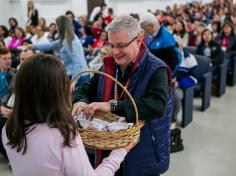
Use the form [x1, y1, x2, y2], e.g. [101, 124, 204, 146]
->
[0, 25, 12, 48]
[38, 17, 47, 32]
[91, 3, 108, 22]
[173, 36, 198, 121]
[0, 48, 16, 160]
[80, 26, 94, 49]
[31, 25, 50, 46]
[78, 16, 88, 27]
[30, 15, 89, 89]
[196, 29, 223, 75]
[104, 8, 114, 25]
[72, 15, 172, 176]
[2, 54, 136, 176]
[130, 13, 139, 21]
[8, 27, 26, 50]
[88, 46, 110, 70]
[26, 0, 38, 27]
[8, 18, 18, 37]
[65, 10, 83, 39]
[47, 23, 58, 42]
[139, 12, 181, 76]
[189, 22, 206, 46]
[90, 31, 107, 56]
[215, 21, 236, 59]
[17, 49, 35, 69]
[172, 20, 189, 47]
[25, 25, 37, 41]
[210, 21, 221, 39]
[92, 17, 104, 40]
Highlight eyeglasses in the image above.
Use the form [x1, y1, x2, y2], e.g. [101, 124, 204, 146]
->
[107, 35, 139, 49]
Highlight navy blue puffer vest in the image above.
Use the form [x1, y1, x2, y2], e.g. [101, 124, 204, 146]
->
[97, 47, 172, 176]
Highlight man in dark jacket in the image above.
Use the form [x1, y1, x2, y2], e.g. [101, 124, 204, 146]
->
[72, 15, 172, 176]
[139, 12, 181, 77]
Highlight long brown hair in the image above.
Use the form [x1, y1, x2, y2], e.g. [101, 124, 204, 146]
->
[56, 15, 75, 50]
[5, 54, 77, 154]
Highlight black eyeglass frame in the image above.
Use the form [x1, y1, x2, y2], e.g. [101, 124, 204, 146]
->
[107, 34, 139, 49]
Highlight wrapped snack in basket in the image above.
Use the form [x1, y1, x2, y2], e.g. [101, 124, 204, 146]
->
[72, 70, 144, 150]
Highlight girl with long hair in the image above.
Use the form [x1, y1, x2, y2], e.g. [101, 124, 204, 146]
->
[2, 54, 136, 176]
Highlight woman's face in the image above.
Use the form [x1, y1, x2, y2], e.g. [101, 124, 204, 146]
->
[38, 18, 45, 27]
[9, 19, 17, 28]
[49, 25, 56, 34]
[100, 32, 107, 40]
[15, 29, 23, 39]
[223, 25, 232, 36]
[197, 25, 205, 35]
[203, 31, 212, 43]
[36, 26, 43, 36]
[211, 24, 217, 32]
[175, 22, 183, 32]
[28, 1, 33, 9]
[78, 17, 85, 26]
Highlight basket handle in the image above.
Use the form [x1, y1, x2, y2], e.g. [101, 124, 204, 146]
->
[72, 70, 139, 124]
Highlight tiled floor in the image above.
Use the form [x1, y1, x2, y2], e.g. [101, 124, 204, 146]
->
[165, 86, 236, 176]
[0, 86, 236, 176]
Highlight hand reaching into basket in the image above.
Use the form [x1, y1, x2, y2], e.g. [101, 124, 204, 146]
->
[72, 102, 88, 116]
[83, 102, 111, 120]
[72, 102, 111, 120]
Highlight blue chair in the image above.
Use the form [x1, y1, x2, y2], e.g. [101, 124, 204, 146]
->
[216, 52, 227, 97]
[181, 86, 194, 127]
[184, 46, 197, 55]
[184, 46, 227, 97]
[225, 54, 236, 86]
[193, 55, 212, 111]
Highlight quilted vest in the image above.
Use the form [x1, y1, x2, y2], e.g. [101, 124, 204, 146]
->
[97, 44, 172, 176]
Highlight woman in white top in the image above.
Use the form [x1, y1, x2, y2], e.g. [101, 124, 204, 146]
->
[31, 25, 50, 46]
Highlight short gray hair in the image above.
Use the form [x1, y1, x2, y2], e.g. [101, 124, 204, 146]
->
[139, 12, 159, 27]
[106, 15, 141, 39]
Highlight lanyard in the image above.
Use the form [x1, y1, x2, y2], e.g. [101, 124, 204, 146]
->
[113, 47, 144, 100]
[114, 65, 131, 100]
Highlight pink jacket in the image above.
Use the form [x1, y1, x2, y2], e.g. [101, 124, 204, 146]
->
[8, 37, 25, 49]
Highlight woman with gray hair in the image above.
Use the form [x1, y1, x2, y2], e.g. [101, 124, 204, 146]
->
[30, 15, 89, 87]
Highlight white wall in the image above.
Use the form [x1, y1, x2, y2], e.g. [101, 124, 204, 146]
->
[0, 0, 87, 27]
[106, 0, 213, 16]
[0, 0, 213, 27]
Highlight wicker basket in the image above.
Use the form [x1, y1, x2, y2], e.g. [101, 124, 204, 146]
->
[72, 70, 144, 150]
